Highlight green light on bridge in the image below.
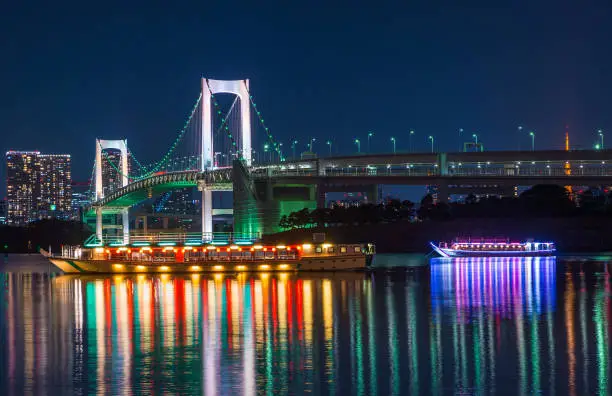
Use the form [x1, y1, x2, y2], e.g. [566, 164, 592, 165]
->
[185, 241, 203, 246]
[109, 242, 127, 247]
[158, 242, 177, 246]
[132, 242, 151, 247]
[84, 242, 104, 248]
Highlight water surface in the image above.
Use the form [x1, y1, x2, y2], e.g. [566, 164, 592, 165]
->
[0, 255, 610, 395]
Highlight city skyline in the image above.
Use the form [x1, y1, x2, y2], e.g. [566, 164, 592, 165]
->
[2, 2, 612, 195]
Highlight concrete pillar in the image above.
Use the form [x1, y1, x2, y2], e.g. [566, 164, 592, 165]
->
[96, 207, 103, 242]
[437, 153, 448, 175]
[202, 188, 213, 238]
[162, 217, 169, 229]
[122, 208, 130, 245]
[372, 185, 381, 204]
[316, 184, 327, 208]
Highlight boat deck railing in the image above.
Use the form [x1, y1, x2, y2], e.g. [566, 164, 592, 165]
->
[84, 232, 262, 248]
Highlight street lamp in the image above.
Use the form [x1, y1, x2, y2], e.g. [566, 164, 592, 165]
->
[309, 138, 316, 153]
[517, 126, 523, 151]
[355, 139, 361, 153]
[409, 130, 415, 152]
[472, 134, 478, 145]
[264, 144, 270, 163]
[529, 131, 535, 151]
[367, 132, 374, 153]
[390, 137, 396, 154]
[459, 128, 463, 151]
[291, 140, 298, 159]
[326, 140, 332, 156]
[428, 135, 434, 153]
[598, 129, 604, 149]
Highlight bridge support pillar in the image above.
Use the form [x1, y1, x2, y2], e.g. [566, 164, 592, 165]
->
[122, 208, 130, 245]
[202, 188, 213, 237]
[316, 185, 327, 208]
[96, 207, 103, 242]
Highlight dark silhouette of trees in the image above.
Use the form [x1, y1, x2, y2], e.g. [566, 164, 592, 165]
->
[278, 199, 416, 230]
[278, 184, 612, 230]
[519, 184, 575, 216]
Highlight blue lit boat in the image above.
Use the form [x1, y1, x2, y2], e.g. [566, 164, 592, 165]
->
[430, 238, 556, 257]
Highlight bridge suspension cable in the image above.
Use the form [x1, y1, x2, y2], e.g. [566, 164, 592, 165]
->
[244, 85, 285, 162]
[99, 92, 202, 181]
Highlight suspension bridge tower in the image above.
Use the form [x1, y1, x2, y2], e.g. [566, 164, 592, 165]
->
[94, 139, 130, 244]
[200, 78, 253, 235]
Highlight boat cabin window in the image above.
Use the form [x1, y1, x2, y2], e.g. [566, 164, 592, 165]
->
[354, 246, 361, 253]
[328, 247, 335, 253]
[315, 247, 323, 253]
[340, 247, 347, 253]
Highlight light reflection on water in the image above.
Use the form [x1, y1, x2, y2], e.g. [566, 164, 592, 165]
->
[0, 257, 610, 395]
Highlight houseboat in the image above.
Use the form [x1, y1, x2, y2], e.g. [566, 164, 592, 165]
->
[430, 238, 556, 257]
[48, 240, 375, 273]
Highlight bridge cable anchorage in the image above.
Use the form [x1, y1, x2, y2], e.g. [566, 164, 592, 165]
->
[243, 84, 285, 162]
[97, 93, 202, 181]
[204, 79, 242, 161]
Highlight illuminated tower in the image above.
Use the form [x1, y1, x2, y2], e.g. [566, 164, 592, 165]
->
[564, 127, 573, 200]
[37, 154, 72, 220]
[5, 151, 40, 225]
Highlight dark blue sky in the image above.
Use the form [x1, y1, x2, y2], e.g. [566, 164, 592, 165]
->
[2, 1, 612, 192]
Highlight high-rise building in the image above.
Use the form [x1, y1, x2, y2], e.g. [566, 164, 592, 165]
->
[6, 151, 40, 225]
[37, 154, 72, 220]
[0, 198, 7, 225]
[71, 181, 92, 220]
[6, 150, 72, 225]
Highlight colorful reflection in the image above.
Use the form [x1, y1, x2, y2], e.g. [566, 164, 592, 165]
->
[0, 259, 609, 395]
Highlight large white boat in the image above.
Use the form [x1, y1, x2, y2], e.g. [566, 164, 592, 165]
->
[430, 238, 556, 257]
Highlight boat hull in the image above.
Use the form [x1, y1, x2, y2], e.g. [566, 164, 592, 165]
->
[49, 255, 369, 274]
[430, 242, 555, 258]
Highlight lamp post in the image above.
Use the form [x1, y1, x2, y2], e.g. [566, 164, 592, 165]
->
[428, 135, 434, 153]
[264, 144, 269, 163]
[459, 128, 464, 151]
[355, 139, 361, 153]
[390, 137, 396, 154]
[309, 138, 316, 153]
[291, 140, 298, 159]
[367, 132, 374, 153]
[472, 133, 478, 145]
[529, 131, 535, 151]
[598, 129, 604, 149]
[326, 140, 332, 156]
[517, 126, 523, 151]
[279, 142, 284, 162]
[409, 130, 415, 152]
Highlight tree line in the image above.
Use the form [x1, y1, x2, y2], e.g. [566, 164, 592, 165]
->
[279, 184, 612, 229]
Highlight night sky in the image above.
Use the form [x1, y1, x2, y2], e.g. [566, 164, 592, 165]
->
[2, 2, 612, 195]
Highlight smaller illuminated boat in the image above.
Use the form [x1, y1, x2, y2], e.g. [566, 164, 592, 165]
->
[430, 238, 555, 257]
